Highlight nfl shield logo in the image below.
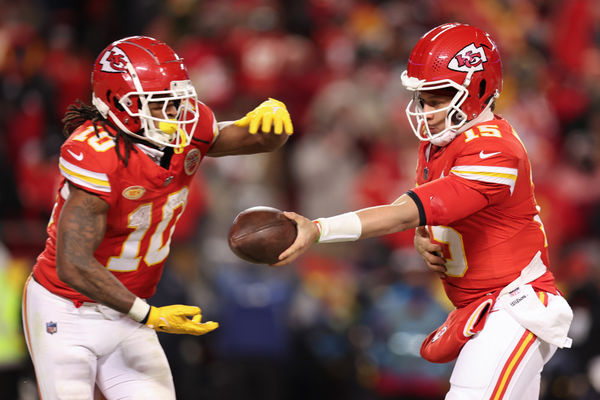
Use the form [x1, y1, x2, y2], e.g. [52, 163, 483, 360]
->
[46, 321, 57, 335]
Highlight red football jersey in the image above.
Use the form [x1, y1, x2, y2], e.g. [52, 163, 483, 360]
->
[33, 101, 218, 303]
[410, 116, 556, 307]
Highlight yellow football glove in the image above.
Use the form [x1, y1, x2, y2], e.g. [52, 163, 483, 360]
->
[234, 98, 294, 135]
[145, 305, 219, 336]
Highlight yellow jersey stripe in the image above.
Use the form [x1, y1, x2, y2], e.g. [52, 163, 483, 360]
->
[59, 157, 111, 193]
[451, 169, 516, 180]
[451, 165, 517, 194]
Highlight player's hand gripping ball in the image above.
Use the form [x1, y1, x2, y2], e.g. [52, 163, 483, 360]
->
[228, 206, 297, 265]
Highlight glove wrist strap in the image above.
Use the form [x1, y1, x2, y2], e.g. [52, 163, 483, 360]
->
[128, 297, 151, 323]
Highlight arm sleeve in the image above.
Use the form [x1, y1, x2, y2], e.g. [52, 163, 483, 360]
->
[448, 136, 519, 205]
[410, 175, 489, 226]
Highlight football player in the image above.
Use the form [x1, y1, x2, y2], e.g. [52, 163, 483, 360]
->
[22, 36, 293, 400]
[275, 23, 572, 399]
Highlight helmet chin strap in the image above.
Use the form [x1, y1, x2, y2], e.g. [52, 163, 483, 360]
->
[431, 103, 495, 147]
[430, 130, 458, 147]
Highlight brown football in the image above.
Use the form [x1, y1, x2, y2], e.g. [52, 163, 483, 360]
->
[228, 206, 297, 265]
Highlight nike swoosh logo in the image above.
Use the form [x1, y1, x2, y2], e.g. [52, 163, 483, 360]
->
[67, 149, 84, 161]
[479, 150, 501, 159]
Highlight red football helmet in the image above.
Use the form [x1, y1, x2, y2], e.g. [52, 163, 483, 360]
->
[91, 36, 199, 149]
[401, 23, 503, 143]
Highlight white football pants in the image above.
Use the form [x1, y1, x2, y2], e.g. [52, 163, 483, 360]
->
[446, 299, 558, 399]
[22, 277, 175, 400]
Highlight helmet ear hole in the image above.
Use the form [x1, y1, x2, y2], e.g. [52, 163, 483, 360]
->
[112, 95, 125, 112]
[452, 113, 464, 124]
[106, 90, 125, 112]
[479, 79, 487, 99]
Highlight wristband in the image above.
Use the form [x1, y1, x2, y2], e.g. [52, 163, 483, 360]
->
[315, 212, 362, 243]
[127, 297, 151, 323]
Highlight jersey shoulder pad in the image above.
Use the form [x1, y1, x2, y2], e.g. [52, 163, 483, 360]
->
[60, 122, 119, 194]
[451, 119, 523, 194]
[455, 119, 522, 166]
[191, 100, 218, 149]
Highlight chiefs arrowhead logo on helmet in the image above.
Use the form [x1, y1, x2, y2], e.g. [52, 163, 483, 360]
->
[98, 46, 130, 73]
[448, 43, 488, 73]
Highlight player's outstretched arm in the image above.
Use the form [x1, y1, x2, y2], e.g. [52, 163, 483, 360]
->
[207, 98, 292, 157]
[273, 193, 421, 266]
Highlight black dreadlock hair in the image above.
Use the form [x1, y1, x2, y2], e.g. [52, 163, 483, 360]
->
[62, 100, 138, 166]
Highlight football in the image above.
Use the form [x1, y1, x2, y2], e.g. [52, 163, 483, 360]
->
[228, 206, 297, 265]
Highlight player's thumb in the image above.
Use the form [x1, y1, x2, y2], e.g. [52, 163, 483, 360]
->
[196, 321, 219, 334]
[234, 116, 250, 127]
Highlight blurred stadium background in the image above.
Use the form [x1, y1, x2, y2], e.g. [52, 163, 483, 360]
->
[0, 0, 599, 399]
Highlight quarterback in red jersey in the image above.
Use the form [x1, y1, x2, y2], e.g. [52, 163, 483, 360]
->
[276, 23, 572, 399]
[22, 36, 292, 400]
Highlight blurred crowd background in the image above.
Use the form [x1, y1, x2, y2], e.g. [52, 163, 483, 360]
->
[0, 0, 599, 399]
